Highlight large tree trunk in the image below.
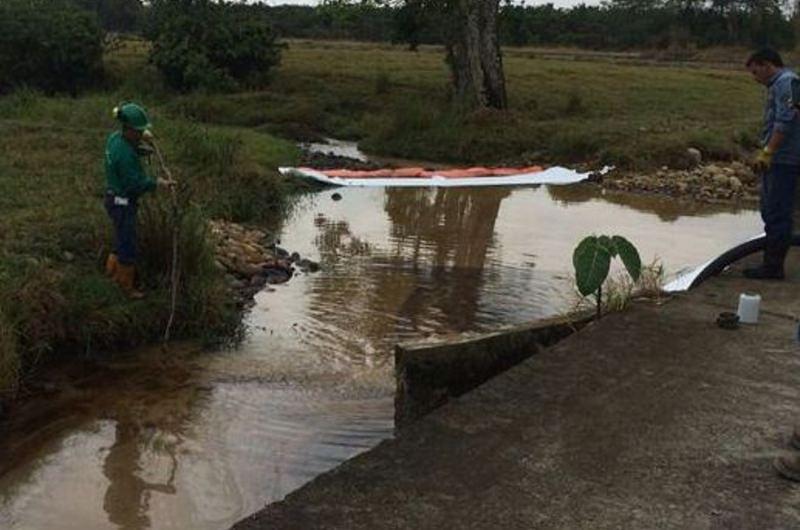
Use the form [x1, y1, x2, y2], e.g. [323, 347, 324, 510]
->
[445, 0, 507, 109]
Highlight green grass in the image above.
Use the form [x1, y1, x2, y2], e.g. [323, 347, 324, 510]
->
[0, 77, 299, 394]
[169, 39, 764, 167]
[0, 36, 771, 395]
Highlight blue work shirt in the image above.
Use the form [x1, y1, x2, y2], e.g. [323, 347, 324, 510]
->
[761, 68, 800, 166]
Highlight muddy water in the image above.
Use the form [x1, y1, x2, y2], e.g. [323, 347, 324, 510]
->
[0, 185, 760, 530]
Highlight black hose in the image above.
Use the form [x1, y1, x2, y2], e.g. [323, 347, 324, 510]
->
[688, 234, 800, 289]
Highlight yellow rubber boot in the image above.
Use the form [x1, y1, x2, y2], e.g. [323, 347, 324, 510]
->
[115, 264, 145, 299]
[105, 253, 119, 277]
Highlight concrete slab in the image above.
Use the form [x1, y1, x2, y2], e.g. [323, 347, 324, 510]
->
[234, 252, 800, 529]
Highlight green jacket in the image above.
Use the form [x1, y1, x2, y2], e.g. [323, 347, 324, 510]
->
[104, 131, 156, 199]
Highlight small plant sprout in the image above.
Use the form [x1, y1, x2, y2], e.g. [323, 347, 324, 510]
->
[573, 235, 642, 318]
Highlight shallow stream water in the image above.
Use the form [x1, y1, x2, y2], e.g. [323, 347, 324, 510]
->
[0, 184, 760, 529]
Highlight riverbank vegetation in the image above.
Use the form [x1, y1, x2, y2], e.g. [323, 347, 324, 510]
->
[0, 0, 779, 398]
[0, 90, 298, 399]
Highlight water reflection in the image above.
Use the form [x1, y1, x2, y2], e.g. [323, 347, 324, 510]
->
[547, 184, 749, 222]
[0, 184, 762, 530]
[306, 187, 512, 349]
[102, 420, 177, 530]
[384, 187, 511, 331]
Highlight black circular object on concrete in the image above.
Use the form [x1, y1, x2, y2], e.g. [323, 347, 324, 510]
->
[716, 311, 740, 330]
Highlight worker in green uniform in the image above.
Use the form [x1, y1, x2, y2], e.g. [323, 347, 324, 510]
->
[104, 103, 173, 298]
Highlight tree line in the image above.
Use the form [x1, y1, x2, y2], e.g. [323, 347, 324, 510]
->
[1, 0, 796, 101]
[278, 1, 796, 52]
[0, 0, 281, 94]
[32, 0, 798, 52]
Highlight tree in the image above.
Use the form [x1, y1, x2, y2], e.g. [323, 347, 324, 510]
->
[147, 0, 282, 92]
[326, 0, 507, 110]
[441, 0, 508, 109]
[0, 0, 104, 95]
[72, 0, 145, 33]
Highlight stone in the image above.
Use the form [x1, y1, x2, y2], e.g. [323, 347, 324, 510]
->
[250, 275, 267, 288]
[712, 175, 728, 187]
[265, 269, 291, 284]
[686, 147, 702, 166]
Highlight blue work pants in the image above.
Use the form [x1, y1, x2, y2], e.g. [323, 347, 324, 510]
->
[104, 194, 138, 266]
[761, 163, 799, 255]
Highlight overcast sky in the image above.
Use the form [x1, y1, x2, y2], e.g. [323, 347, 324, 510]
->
[261, 0, 603, 10]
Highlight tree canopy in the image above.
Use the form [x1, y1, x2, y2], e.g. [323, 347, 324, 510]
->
[146, 0, 282, 92]
[0, 0, 104, 94]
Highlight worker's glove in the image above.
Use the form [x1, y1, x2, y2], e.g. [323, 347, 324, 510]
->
[142, 129, 155, 144]
[751, 147, 773, 173]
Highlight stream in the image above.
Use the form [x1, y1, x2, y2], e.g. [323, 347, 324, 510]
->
[0, 180, 761, 529]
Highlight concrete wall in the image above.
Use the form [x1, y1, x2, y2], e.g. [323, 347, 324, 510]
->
[394, 313, 592, 428]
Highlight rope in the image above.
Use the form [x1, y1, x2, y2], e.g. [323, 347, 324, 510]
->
[152, 142, 180, 347]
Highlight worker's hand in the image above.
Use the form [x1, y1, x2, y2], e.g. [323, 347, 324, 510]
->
[751, 147, 773, 173]
[142, 129, 155, 145]
[158, 178, 176, 188]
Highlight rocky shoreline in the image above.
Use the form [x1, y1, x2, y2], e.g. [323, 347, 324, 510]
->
[209, 220, 319, 305]
[601, 161, 759, 204]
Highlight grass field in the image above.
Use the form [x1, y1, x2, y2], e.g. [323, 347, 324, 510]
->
[171, 39, 765, 168]
[0, 36, 771, 396]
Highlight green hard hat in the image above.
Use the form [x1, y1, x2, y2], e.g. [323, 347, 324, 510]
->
[114, 103, 151, 131]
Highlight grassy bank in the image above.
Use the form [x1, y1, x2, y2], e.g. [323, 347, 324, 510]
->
[0, 86, 299, 396]
[171, 39, 764, 168]
[0, 36, 770, 396]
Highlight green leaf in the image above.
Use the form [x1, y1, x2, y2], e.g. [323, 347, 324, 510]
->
[598, 235, 616, 257]
[612, 235, 641, 282]
[573, 236, 612, 296]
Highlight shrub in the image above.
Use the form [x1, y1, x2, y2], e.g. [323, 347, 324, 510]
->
[0, 0, 104, 95]
[147, 0, 282, 92]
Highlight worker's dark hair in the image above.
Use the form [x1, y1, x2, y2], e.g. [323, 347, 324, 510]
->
[746, 48, 784, 68]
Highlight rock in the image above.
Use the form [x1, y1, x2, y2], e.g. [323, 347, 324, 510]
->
[290, 252, 301, 263]
[62, 251, 75, 262]
[250, 275, 267, 288]
[728, 176, 742, 191]
[686, 147, 702, 166]
[218, 255, 236, 272]
[226, 275, 245, 289]
[712, 174, 728, 187]
[332, 193, 342, 201]
[265, 268, 292, 284]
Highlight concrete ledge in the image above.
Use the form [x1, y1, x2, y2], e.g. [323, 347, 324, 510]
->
[394, 313, 592, 427]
